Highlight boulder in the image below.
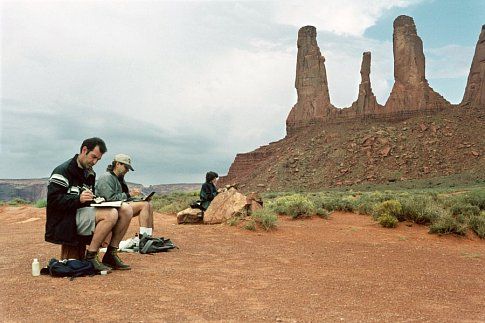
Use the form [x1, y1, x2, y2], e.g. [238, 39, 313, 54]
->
[177, 207, 203, 224]
[203, 188, 248, 224]
[246, 192, 263, 212]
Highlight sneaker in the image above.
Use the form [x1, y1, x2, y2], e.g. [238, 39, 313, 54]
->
[85, 252, 112, 273]
[102, 250, 131, 270]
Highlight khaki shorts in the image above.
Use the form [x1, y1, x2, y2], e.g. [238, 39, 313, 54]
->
[76, 207, 96, 236]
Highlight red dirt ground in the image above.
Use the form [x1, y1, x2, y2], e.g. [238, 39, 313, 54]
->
[0, 205, 483, 322]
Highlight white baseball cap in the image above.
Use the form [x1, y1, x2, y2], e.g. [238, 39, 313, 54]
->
[114, 154, 135, 171]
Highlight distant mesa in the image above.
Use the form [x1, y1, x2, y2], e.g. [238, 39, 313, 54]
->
[221, 15, 485, 190]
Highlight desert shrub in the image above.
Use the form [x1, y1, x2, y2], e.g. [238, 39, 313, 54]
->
[398, 196, 443, 224]
[354, 194, 377, 215]
[7, 198, 30, 206]
[377, 213, 399, 228]
[468, 215, 485, 238]
[449, 203, 480, 217]
[251, 208, 277, 231]
[372, 200, 402, 220]
[354, 191, 404, 216]
[463, 190, 485, 210]
[35, 199, 47, 208]
[243, 219, 256, 231]
[152, 191, 199, 213]
[429, 214, 467, 236]
[312, 194, 356, 212]
[227, 216, 241, 227]
[270, 194, 315, 218]
[316, 208, 330, 219]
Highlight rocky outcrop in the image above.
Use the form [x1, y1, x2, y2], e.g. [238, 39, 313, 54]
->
[222, 150, 274, 185]
[461, 25, 485, 107]
[0, 179, 48, 202]
[285, 16, 452, 135]
[222, 15, 484, 192]
[286, 26, 336, 134]
[349, 52, 382, 115]
[384, 15, 451, 112]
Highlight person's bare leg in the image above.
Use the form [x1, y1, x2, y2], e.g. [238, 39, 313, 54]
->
[129, 201, 153, 228]
[109, 203, 133, 247]
[87, 208, 118, 252]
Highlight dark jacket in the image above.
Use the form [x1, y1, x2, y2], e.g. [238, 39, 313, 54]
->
[45, 155, 96, 246]
[200, 182, 218, 210]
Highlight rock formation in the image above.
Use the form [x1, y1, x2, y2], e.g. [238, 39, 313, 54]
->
[349, 52, 382, 115]
[461, 25, 485, 107]
[384, 15, 451, 112]
[285, 16, 452, 135]
[220, 15, 485, 191]
[286, 26, 336, 134]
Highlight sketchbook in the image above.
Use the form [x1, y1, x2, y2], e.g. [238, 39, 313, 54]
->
[91, 197, 123, 207]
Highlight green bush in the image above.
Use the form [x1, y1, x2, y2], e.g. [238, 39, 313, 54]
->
[227, 216, 241, 227]
[464, 189, 485, 209]
[35, 199, 47, 208]
[251, 208, 278, 231]
[243, 220, 256, 231]
[270, 194, 315, 219]
[398, 196, 443, 224]
[429, 214, 467, 236]
[313, 195, 356, 212]
[373, 200, 402, 220]
[378, 213, 399, 228]
[152, 191, 199, 213]
[316, 208, 330, 219]
[469, 215, 485, 238]
[449, 203, 481, 217]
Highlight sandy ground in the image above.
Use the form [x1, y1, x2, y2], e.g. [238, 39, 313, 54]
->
[0, 205, 483, 322]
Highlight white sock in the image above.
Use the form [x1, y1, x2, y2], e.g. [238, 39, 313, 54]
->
[140, 227, 150, 236]
[147, 227, 153, 236]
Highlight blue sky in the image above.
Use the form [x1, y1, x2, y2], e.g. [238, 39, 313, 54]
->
[1, 0, 484, 185]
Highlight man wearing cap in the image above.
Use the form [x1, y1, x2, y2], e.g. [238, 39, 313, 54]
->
[95, 154, 155, 238]
[46, 137, 133, 273]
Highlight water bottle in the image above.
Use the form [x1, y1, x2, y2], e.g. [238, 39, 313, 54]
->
[32, 258, 40, 276]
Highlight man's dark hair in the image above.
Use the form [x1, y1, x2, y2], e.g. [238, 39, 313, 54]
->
[205, 171, 219, 183]
[80, 137, 107, 154]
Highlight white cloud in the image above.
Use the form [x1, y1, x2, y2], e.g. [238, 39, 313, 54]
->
[425, 45, 474, 79]
[0, 0, 476, 183]
[272, 0, 423, 36]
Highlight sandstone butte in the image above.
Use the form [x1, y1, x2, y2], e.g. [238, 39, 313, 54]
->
[221, 15, 485, 191]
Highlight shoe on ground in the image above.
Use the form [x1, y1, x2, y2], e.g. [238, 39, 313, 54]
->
[102, 251, 131, 270]
[86, 254, 112, 273]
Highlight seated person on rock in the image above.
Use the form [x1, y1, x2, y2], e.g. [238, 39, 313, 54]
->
[46, 137, 133, 272]
[95, 154, 155, 238]
[200, 171, 219, 210]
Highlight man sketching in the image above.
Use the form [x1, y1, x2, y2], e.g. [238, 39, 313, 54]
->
[45, 137, 132, 272]
[95, 154, 155, 239]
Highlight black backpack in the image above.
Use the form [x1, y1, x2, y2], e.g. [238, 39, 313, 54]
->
[139, 235, 177, 254]
[41, 258, 97, 278]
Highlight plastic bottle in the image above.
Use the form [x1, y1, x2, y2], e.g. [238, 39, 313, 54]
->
[32, 258, 40, 276]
